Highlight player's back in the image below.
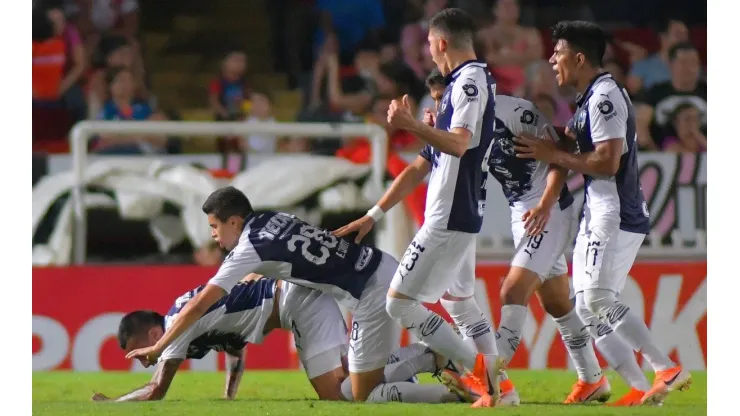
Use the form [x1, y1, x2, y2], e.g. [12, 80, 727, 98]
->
[243, 211, 382, 308]
[161, 278, 277, 360]
[488, 95, 573, 211]
[569, 73, 649, 234]
[423, 60, 496, 233]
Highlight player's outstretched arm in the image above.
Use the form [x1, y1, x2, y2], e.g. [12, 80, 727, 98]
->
[224, 349, 246, 400]
[92, 359, 182, 402]
[333, 155, 430, 243]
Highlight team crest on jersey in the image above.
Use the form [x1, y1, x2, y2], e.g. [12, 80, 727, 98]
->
[577, 110, 587, 130]
[439, 90, 451, 113]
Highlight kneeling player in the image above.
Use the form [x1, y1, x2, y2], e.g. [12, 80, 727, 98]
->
[94, 278, 462, 403]
[126, 186, 486, 402]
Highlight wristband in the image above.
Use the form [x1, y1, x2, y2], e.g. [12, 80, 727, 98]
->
[367, 205, 385, 222]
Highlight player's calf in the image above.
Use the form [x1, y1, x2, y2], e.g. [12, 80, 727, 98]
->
[495, 266, 540, 366]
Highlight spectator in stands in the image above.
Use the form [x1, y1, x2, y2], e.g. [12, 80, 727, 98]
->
[477, 0, 543, 96]
[94, 67, 167, 154]
[75, 0, 140, 56]
[324, 40, 424, 117]
[635, 42, 706, 150]
[209, 51, 251, 121]
[627, 17, 689, 94]
[32, 9, 66, 104]
[88, 36, 148, 119]
[315, 0, 386, 66]
[661, 103, 706, 153]
[400, 0, 447, 81]
[36, 0, 88, 122]
[524, 61, 572, 126]
[242, 92, 286, 154]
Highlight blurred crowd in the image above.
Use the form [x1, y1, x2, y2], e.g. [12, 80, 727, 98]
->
[32, 0, 707, 157]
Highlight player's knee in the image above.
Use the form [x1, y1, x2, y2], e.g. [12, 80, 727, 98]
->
[582, 289, 621, 320]
[500, 267, 539, 306]
[385, 296, 419, 322]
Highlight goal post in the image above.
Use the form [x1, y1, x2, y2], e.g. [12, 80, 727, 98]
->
[68, 121, 390, 265]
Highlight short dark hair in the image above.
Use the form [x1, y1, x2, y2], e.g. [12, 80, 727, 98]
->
[425, 68, 446, 90]
[668, 42, 697, 61]
[429, 8, 476, 50]
[118, 310, 165, 349]
[552, 20, 609, 67]
[655, 16, 686, 35]
[202, 186, 254, 222]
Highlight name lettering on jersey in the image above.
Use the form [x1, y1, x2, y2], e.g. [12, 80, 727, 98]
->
[354, 247, 374, 271]
[258, 213, 295, 241]
[337, 238, 350, 259]
[410, 240, 425, 252]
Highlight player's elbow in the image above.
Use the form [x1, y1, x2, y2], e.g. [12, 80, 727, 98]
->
[450, 145, 467, 158]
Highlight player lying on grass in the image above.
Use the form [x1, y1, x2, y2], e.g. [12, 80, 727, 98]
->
[93, 277, 464, 403]
[125, 186, 495, 403]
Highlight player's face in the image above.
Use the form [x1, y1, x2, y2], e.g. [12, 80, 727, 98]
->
[428, 30, 449, 75]
[123, 327, 163, 367]
[430, 86, 445, 110]
[549, 39, 580, 88]
[208, 214, 242, 251]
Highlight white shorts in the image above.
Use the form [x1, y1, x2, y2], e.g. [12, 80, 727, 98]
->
[348, 253, 401, 373]
[280, 282, 349, 379]
[390, 225, 476, 303]
[510, 203, 575, 280]
[572, 221, 645, 294]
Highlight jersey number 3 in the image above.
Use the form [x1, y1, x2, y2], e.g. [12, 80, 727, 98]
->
[287, 225, 338, 265]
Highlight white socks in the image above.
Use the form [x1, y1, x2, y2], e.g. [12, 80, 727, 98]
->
[554, 307, 603, 383]
[495, 304, 527, 365]
[386, 296, 477, 370]
[440, 297, 499, 355]
[575, 292, 651, 391]
[366, 382, 459, 403]
[384, 343, 436, 383]
[582, 289, 675, 372]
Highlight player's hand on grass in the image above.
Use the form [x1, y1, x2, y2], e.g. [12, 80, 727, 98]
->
[522, 204, 551, 236]
[387, 95, 415, 130]
[332, 216, 375, 243]
[91, 392, 110, 402]
[423, 108, 436, 127]
[125, 345, 162, 367]
[514, 131, 557, 163]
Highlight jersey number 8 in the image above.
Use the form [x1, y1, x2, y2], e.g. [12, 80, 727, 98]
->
[287, 225, 338, 265]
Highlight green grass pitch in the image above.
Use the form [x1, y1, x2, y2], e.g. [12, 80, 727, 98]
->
[33, 370, 706, 415]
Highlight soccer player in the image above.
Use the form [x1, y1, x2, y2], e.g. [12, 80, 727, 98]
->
[125, 186, 465, 403]
[97, 277, 462, 403]
[335, 8, 501, 408]
[513, 20, 691, 406]
[425, 71, 611, 405]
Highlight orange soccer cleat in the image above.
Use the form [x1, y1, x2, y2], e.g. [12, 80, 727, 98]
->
[563, 376, 612, 404]
[608, 387, 647, 407]
[459, 353, 502, 408]
[641, 366, 692, 405]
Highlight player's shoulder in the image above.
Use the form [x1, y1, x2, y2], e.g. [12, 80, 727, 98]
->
[451, 62, 489, 90]
[589, 77, 628, 113]
[496, 94, 536, 115]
